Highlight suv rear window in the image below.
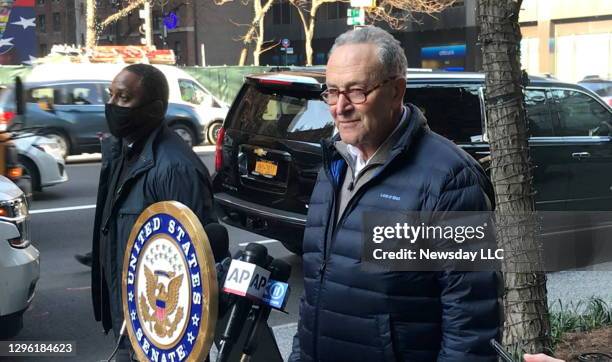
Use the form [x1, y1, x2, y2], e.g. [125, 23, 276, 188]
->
[405, 85, 483, 142]
[229, 84, 334, 142]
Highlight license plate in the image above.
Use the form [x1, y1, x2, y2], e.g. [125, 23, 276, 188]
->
[254, 160, 278, 177]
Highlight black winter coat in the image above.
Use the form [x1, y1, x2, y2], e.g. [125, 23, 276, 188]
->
[290, 105, 502, 362]
[91, 125, 217, 333]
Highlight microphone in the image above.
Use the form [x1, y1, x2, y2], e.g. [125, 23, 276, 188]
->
[204, 223, 230, 262]
[217, 243, 270, 362]
[240, 259, 292, 362]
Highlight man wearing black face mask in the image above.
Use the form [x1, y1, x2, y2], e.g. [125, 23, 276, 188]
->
[85, 64, 219, 361]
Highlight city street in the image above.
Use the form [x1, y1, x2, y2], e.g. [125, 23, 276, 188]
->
[3, 148, 611, 362]
[3, 149, 302, 361]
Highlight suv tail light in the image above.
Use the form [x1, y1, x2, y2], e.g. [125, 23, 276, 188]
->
[215, 126, 225, 172]
[0, 111, 15, 131]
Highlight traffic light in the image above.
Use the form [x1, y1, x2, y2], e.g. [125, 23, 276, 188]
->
[347, 7, 365, 26]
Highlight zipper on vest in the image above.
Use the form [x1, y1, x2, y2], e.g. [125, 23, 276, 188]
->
[313, 144, 339, 360]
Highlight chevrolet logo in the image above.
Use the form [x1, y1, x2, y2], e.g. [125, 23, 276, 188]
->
[253, 148, 267, 157]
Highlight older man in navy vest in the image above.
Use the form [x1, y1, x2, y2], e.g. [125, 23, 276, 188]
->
[289, 26, 502, 362]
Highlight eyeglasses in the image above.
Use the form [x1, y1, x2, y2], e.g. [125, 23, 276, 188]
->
[321, 77, 396, 105]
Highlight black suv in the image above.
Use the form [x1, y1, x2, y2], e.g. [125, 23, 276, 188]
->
[213, 70, 612, 255]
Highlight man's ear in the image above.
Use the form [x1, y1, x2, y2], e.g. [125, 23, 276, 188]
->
[393, 78, 406, 103]
[150, 99, 166, 115]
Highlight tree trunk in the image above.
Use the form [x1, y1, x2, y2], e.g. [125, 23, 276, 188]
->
[86, 0, 97, 48]
[253, 18, 265, 66]
[238, 48, 248, 66]
[478, 0, 550, 354]
[304, 20, 314, 66]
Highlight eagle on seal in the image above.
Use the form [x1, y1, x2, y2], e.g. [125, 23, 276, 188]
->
[139, 265, 184, 338]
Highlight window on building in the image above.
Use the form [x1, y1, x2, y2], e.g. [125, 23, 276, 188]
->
[273, 1, 291, 25]
[52, 12, 60, 32]
[37, 15, 45, 32]
[36, 0, 45, 5]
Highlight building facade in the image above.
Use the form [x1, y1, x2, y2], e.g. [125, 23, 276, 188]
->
[95, 0, 252, 66]
[260, 0, 478, 69]
[35, 0, 78, 57]
[519, 0, 612, 83]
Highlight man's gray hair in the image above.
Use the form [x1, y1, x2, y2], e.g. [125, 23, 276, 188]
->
[330, 26, 407, 80]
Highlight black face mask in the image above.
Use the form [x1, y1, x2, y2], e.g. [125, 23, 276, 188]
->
[105, 100, 165, 138]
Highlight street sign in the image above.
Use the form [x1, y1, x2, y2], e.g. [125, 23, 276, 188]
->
[347, 7, 365, 26]
[281, 38, 290, 48]
[163, 12, 179, 30]
[350, 0, 376, 7]
[286, 47, 294, 54]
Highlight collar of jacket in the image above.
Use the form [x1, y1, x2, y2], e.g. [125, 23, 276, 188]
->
[101, 125, 165, 174]
[321, 103, 429, 181]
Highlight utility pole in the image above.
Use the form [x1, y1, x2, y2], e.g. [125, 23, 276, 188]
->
[86, 0, 96, 48]
[139, 1, 153, 46]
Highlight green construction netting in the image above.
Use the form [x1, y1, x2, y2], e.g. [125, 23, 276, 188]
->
[180, 65, 273, 105]
[0, 66, 32, 86]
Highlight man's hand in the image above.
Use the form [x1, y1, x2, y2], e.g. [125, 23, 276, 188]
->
[524, 353, 565, 362]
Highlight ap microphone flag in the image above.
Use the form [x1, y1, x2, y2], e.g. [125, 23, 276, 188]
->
[223, 259, 271, 301]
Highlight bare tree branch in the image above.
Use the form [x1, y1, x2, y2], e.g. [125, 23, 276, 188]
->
[100, 0, 147, 29]
[368, 0, 455, 30]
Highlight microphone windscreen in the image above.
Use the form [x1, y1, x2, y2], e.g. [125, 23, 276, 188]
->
[243, 243, 268, 266]
[204, 223, 230, 262]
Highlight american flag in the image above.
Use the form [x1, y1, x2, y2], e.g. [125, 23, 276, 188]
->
[0, 0, 35, 65]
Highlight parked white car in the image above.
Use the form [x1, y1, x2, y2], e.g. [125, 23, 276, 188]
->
[14, 134, 68, 194]
[0, 175, 39, 338]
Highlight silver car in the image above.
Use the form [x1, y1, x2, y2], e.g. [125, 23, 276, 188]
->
[0, 176, 39, 338]
[14, 134, 68, 194]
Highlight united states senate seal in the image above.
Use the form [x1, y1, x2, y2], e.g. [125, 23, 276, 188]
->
[122, 201, 218, 362]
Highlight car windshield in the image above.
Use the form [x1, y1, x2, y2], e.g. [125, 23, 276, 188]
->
[229, 83, 334, 142]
